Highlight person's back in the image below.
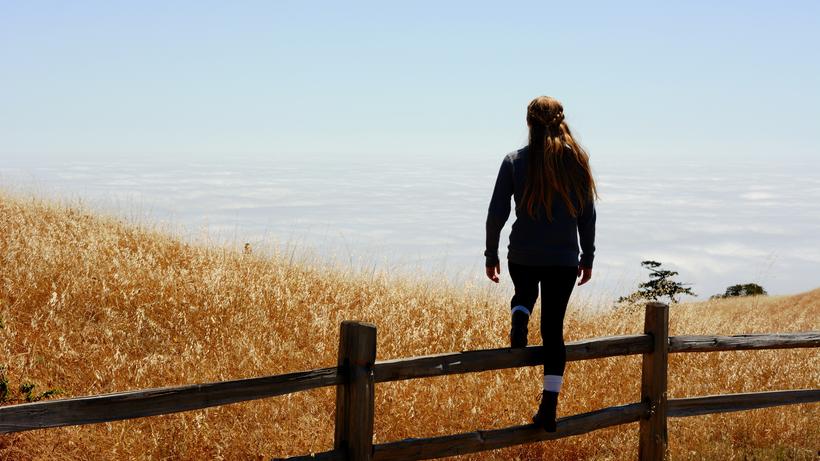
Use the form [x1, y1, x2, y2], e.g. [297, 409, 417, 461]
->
[484, 95, 597, 432]
[487, 144, 596, 269]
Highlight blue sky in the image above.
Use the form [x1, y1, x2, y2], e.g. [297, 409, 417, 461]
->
[2, 1, 818, 164]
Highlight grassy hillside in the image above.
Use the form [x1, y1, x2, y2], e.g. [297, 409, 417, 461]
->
[1, 193, 818, 460]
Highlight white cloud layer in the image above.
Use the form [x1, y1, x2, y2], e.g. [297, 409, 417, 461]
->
[1, 155, 817, 302]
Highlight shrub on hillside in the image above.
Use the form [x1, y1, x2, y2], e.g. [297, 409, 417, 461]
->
[711, 283, 768, 299]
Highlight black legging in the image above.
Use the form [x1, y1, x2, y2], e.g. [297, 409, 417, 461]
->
[508, 261, 577, 376]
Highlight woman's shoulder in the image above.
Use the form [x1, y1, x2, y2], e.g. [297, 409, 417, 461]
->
[506, 145, 529, 162]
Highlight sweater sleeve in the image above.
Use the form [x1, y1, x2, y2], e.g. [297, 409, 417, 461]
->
[578, 198, 596, 268]
[484, 155, 514, 267]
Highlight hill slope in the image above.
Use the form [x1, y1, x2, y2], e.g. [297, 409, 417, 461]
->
[1, 194, 818, 460]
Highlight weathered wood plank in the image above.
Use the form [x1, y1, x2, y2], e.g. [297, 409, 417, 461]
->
[639, 302, 669, 461]
[668, 389, 820, 418]
[0, 367, 341, 434]
[334, 321, 377, 461]
[373, 334, 650, 383]
[276, 389, 820, 460]
[669, 332, 820, 353]
[372, 401, 647, 461]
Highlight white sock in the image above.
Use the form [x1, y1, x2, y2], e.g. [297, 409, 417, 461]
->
[543, 375, 563, 393]
[511, 305, 531, 316]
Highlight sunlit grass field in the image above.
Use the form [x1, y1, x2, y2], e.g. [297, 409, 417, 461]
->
[1, 193, 818, 460]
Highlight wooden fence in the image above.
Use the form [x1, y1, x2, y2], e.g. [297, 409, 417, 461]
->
[1, 302, 818, 460]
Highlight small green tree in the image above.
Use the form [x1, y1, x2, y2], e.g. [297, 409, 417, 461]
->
[618, 260, 696, 305]
[711, 283, 767, 299]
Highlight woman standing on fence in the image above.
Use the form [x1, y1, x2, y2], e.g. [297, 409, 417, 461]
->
[484, 95, 597, 432]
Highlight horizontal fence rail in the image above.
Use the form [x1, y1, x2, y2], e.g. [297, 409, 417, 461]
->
[0, 367, 341, 433]
[1, 302, 818, 461]
[669, 332, 820, 353]
[284, 388, 820, 461]
[0, 334, 652, 434]
[668, 389, 820, 418]
[373, 334, 651, 383]
[284, 402, 649, 461]
[372, 402, 647, 461]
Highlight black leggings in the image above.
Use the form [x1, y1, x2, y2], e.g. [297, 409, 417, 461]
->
[508, 260, 577, 376]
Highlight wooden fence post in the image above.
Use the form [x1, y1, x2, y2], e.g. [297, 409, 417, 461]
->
[334, 321, 377, 461]
[639, 302, 669, 461]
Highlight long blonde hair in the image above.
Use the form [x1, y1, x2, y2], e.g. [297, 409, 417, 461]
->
[521, 96, 598, 221]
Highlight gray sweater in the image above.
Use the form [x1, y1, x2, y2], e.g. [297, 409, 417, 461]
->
[484, 145, 596, 268]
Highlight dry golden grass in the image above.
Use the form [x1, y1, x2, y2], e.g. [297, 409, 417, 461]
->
[0, 192, 818, 460]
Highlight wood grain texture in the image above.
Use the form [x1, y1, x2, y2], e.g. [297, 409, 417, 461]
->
[372, 402, 648, 461]
[0, 367, 340, 434]
[639, 302, 669, 461]
[373, 334, 651, 383]
[669, 332, 820, 353]
[277, 389, 820, 460]
[334, 321, 377, 461]
[668, 389, 820, 418]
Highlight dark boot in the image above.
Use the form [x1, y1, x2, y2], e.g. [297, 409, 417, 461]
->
[509, 310, 529, 348]
[532, 391, 558, 432]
